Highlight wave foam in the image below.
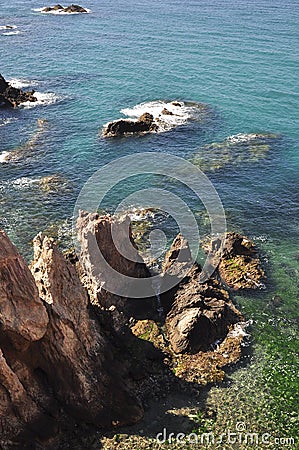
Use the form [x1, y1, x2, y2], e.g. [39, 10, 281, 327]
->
[33, 7, 91, 15]
[0, 151, 10, 163]
[8, 78, 40, 89]
[118, 100, 207, 133]
[2, 30, 20, 36]
[0, 118, 17, 127]
[20, 91, 60, 108]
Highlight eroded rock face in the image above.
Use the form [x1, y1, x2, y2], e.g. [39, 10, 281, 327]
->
[203, 232, 265, 290]
[0, 74, 37, 108]
[165, 264, 242, 353]
[103, 112, 158, 137]
[161, 234, 243, 354]
[77, 211, 155, 317]
[0, 229, 144, 447]
[0, 230, 48, 349]
[30, 234, 143, 426]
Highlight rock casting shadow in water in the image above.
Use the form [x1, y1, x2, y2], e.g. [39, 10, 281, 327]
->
[102, 100, 213, 137]
[0, 210, 261, 448]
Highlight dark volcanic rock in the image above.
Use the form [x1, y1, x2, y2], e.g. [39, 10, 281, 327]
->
[203, 232, 265, 290]
[64, 4, 88, 12]
[42, 4, 88, 13]
[0, 74, 37, 108]
[103, 112, 158, 137]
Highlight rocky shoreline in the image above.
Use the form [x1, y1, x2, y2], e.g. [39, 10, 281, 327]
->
[0, 74, 37, 108]
[0, 211, 263, 448]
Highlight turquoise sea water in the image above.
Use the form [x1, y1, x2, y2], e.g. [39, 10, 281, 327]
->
[1, 0, 298, 446]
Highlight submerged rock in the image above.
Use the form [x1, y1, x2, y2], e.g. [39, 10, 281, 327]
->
[2, 118, 48, 162]
[0, 74, 37, 108]
[203, 232, 265, 290]
[191, 132, 281, 172]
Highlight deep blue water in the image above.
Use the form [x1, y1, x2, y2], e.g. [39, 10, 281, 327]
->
[0, 0, 298, 440]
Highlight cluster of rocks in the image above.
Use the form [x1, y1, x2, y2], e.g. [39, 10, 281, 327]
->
[203, 231, 265, 290]
[0, 212, 264, 447]
[103, 104, 181, 137]
[0, 74, 37, 108]
[103, 112, 158, 137]
[42, 4, 88, 13]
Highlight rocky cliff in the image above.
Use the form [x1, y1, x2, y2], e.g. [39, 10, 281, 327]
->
[0, 214, 249, 448]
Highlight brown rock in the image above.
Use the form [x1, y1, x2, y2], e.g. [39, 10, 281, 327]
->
[77, 211, 155, 317]
[0, 230, 48, 349]
[165, 264, 242, 353]
[161, 233, 194, 314]
[30, 233, 144, 427]
[161, 108, 173, 115]
[103, 112, 157, 137]
[203, 232, 265, 290]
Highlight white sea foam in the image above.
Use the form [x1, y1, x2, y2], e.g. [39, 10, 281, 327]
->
[8, 78, 39, 89]
[33, 7, 91, 15]
[10, 177, 40, 189]
[226, 133, 267, 144]
[0, 151, 10, 163]
[20, 91, 60, 108]
[118, 100, 205, 133]
[2, 30, 21, 36]
[0, 118, 17, 127]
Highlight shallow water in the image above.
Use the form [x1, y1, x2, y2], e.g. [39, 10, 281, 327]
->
[0, 0, 298, 445]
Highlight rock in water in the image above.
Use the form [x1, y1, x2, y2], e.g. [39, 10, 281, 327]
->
[0, 74, 37, 108]
[42, 4, 88, 13]
[160, 234, 243, 354]
[77, 211, 155, 318]
[203, 232, 265, 290]
[103, 112, 158, 137]
[165, 264, 242, 353]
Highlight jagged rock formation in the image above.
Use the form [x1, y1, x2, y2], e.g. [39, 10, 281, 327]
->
[103, 112, 158, 137]
[0, 74, 37, 108]
[42, 4, 88, 13]
[77, 211, 155, 318]
[0, 229, 144, 448]
[0, 216, 252, 447]
[203, 231, 265, 289]
[161, 235, 243, 353]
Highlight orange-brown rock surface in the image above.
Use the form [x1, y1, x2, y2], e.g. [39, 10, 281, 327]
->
[0, 228, 144, 448]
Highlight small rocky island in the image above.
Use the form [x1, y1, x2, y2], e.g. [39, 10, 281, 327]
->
[0, 212, 264, 447]
[41, 4, 89, 13]
[0, 74, 37, 108]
